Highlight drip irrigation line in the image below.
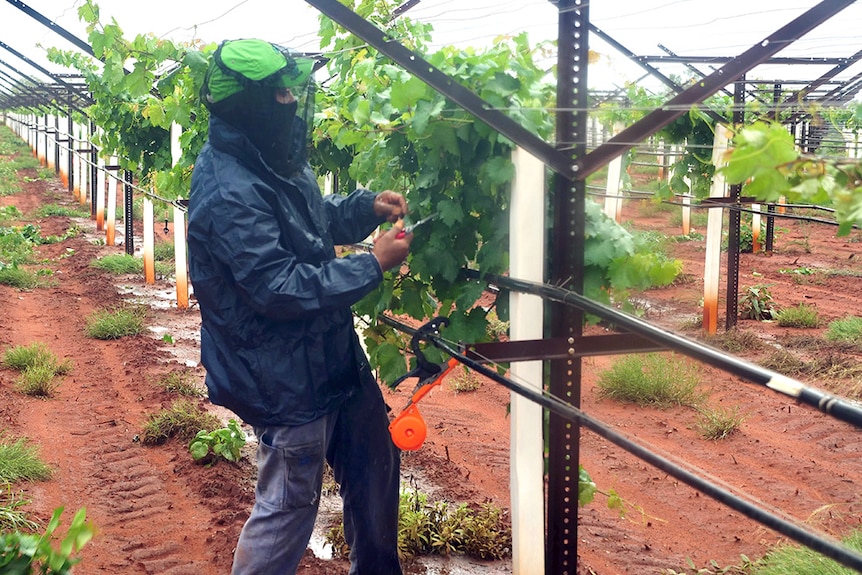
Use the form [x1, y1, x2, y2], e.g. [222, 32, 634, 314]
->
[461, 269, 862, 431]
[410, 325, 862, 573]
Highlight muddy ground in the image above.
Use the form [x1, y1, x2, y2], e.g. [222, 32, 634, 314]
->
[1, 157, 861, 574]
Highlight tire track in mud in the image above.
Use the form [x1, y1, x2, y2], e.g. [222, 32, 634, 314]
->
[3, 231, 226, 575]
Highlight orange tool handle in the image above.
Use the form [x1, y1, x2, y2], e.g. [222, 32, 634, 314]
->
[389, 357, 460, 451]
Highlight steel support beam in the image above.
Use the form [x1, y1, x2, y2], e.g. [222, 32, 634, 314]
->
[547, 1, 589, 573]
[467, 334, 665, 363]
[5, 0, 97, 58]
[578, 0, 857, 179]
[304, 0, 574, 180]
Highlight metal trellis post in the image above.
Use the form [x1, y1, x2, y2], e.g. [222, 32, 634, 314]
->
[547, 1, 588, 573]
[725, 79, 746, 330]
[124, 170, 134, 255]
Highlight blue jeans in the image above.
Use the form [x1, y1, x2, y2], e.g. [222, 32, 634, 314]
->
[231, 372, 402, 575]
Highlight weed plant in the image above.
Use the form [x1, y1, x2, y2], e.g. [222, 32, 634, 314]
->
[738, 284, 777, 320]
[448, 368, 481, 393]
[663, 554, 757, 575]
[3, 342, 71, 374]
[775, 303, 820, 328]
[696, 406, 746, 440]
[141, 399, 221, 445]
[826, 316, 862, 343]
[90, 254, 143, 274]
[153, 240, 176, 262]
[35, 204, 90, 218]
[154, 369, 204, 397]
[326, 489, 511, 561]
[4, 342, 72, 397]
[0, 205, 21, 225]
[0, 435, 53, 483]
[752, 526, 862, 575]
[84, 305, 146, 339]
[0, 266, 40, 289]
[596, 352, 703, 407]
[761, 349, 862, 382]
[703, 328, 765, 354]
[0, 487, 40, 532]
[0, 506, 94, 575]
[0, 231, 35, 266]
[16, 364, 61, 397]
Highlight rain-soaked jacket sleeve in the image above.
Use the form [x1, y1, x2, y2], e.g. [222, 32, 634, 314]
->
[323, 187, 385, 246]
[206, 180, 383, 321]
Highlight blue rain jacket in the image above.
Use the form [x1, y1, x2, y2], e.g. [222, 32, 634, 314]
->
[188, 117, 385, 426]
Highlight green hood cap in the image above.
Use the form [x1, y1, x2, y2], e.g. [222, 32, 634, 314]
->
[204, 38, 315, 105]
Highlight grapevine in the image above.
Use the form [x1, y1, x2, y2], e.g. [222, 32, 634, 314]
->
[41, 0, 683, 384]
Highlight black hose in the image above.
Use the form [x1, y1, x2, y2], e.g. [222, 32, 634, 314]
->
[423, 330, 862, 573]
[462, 269, 862, 430]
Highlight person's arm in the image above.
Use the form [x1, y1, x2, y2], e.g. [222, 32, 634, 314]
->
[209, 182, 408, 320]
[324, 187, 408, 245]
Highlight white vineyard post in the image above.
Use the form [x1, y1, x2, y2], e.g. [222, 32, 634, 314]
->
[603, 123, 624, 223]
[46, 114, 55, 171]
[106, 157, 118, 246]
[682, 175, 692, 236]
[36, 115, 44, 165]
[72, 124, 81, 202]
[703, 125, 731, 334]
[58, 115, 68, 189]
[45, 115, 52, 171]
[751, 203, 761, 253]
[171, 122, 189, 309]
[78, 127, 88, 207]
[96, 152, 106, 232]
[509, 146, 545, 575]
[143, 198, 155, 284]
[682, 193, 691, 236]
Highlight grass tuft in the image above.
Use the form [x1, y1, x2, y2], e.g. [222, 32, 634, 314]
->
[448, 367, 481, 393]
[154, 369, 205, 397]
[696, 405, 746, 440]
[34, 204, 90, 218]
[84, 305, 146, 339]
[703, 328, 765, 354]
[596, 352, 704, 408]
[326, 489, 511, 561]
[0, 487, 40, 532]
[825, 316, 862, 343]
[15, 364, 60, 397]
[752, 526, 862, 574]
[140, 400, 221, 445]
[0, 435, 53, 483]
[90, 254, 143, 275]
[0, 266, 40, 290]
[775, 304, 819, 328]
[3, 342, 72, 398]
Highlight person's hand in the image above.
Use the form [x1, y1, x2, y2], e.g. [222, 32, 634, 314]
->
[372, 224, 412, 272]
[373, 191, 408, 223]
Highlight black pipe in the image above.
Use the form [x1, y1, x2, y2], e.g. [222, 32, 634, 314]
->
[461, 269, 862, 430]
[421, 330, 862, 573]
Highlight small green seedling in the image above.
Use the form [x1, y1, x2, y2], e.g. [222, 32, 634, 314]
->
[189, 419, 246, 465]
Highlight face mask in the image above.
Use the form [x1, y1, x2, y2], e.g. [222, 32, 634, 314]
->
[210, 86, 303, 177]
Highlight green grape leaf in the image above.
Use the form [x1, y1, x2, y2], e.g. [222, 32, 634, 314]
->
[390, 76, 427, 110]
[578, 465, 597, 507]
[371, 342, 408, 387]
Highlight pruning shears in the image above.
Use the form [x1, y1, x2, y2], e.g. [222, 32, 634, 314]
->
[395, 212, 438, 239]
[388, 316, 459, 451]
